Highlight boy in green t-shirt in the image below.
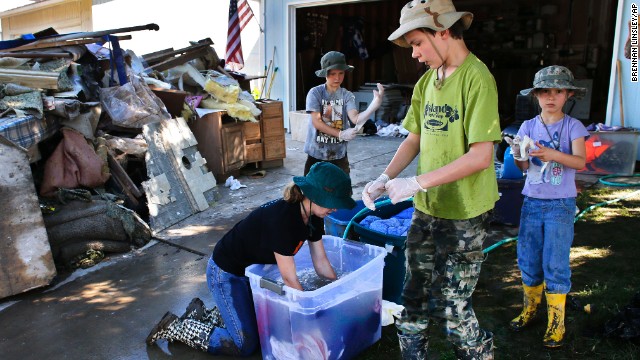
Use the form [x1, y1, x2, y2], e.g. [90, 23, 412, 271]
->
[361, 0, 501, 358]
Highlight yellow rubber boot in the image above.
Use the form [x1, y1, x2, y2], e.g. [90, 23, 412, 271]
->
[509, 283, 544, 331]
[543, 293, 566, 348]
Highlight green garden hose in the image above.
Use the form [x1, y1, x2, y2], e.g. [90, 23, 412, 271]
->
[598, 174, 640, 187]
[483, 176, 640, 254]
[344, 185, 639, 254]
[342, 197, 412, 239]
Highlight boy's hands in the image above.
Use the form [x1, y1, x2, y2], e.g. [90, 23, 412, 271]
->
[371, 83, 384, 109]
[362, 173, 390, 210]
[385, 176, 426, 204]
[338, 128, 357, 141]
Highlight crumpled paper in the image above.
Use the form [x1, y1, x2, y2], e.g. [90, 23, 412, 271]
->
[381, 300, 404, 326]
[225, 176, 247, 191]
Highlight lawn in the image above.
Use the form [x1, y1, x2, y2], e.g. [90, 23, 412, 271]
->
[357, 185, 640, 360]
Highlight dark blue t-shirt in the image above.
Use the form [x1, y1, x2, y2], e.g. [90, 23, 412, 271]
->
[211, 199, 324, 276]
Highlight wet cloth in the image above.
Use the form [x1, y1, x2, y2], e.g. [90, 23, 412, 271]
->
[360, 207, 414, 237]
[0, 113, 58, 149]
[304, 84, 357, 161]
[40, 127, 110, 197]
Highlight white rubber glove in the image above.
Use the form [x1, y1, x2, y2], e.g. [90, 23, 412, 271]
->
[338, 127, 357, 141]
[504, 136, 522, 160]
[385, 176, 426, 204]
[504, 135, 527, 161]
[371, 83, 384, 109]
[362, 173, 390, 210]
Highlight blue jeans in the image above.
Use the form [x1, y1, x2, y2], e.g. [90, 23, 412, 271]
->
[517, 197, 575, 294]
[206, 257, 259, 356]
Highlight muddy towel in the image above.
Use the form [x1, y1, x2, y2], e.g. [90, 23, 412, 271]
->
[40, 128, 110, 197]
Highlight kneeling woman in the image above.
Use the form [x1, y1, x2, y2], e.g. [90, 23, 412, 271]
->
[147, 162, 356, 356]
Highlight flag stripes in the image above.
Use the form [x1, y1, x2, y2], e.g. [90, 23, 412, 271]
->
[226, 0, 254, 70]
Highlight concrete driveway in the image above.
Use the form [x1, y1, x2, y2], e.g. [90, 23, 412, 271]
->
[0, 133, 424, 360]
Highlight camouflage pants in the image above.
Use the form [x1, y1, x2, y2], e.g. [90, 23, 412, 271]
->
[396, 209, 493, 358]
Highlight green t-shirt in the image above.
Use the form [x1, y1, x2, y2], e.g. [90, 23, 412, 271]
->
[402, 53, 501, 219]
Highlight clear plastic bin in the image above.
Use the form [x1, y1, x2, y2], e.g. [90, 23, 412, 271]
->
[579, 131, 639, 175]
[245, 236, 385, 360]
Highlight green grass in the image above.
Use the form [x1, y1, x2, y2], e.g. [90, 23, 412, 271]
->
[357, 187, 640, 359]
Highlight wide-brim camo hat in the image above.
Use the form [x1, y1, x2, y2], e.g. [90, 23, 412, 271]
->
[388, 0, 473, 48]
[520, 65, 587, 98]
[315, 51, 354, 78]
[293, 162, 356, 209]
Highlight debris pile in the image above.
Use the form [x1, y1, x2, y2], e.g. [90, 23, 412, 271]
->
[0, 23, 262, 294]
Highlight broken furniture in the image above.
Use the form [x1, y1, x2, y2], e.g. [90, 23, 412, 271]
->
[142, 117, 219, 233]
[0, 138, 56, 299]
[239, 99, 287, 170]
[189, 110, 246, 182]
[189, 100, 285, 182]
[255, 100, 286, 168]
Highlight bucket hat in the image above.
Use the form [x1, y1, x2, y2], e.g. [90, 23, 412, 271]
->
[520, 65, 587, 98]
[388, 0, 473, 48]
[315, 51, 354, 78]
[293, 162, 356, 209]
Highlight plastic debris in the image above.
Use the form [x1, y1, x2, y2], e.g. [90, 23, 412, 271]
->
[381, 300, 404, 326]
[225, 176, 247, 191]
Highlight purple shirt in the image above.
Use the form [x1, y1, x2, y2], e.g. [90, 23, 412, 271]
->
[517, 115, 589, 199]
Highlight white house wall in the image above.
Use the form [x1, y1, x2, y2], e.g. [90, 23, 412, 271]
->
[263, 0, 366, 130]
[607, 0, 639, 160]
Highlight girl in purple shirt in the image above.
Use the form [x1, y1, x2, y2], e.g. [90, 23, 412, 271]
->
[506, 65, 589, 348]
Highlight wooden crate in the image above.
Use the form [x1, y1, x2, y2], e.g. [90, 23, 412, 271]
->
[256, 100, 286, 162]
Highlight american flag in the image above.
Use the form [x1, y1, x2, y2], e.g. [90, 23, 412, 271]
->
[226, 0, 254, 70]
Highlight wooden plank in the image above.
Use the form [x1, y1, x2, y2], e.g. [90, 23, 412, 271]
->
[0, 52, 72, 58]
[0, 71, 59, 89]
[107, 152, 143, 198]
[6, 23, 159, 52]
[0, 138, 56, 299]
[143, 38, 213, 65]
[150, 87, 188, 118]
[146, 44, 212, 72]
[0, 68, 61, 77]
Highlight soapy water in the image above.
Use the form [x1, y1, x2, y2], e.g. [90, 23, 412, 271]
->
[296, 268, 349, 291]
